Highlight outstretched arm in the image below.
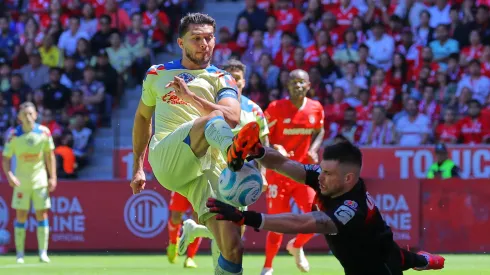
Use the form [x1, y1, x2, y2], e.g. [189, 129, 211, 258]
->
[132, 100, 154, 175]
[260, 211, 338, 234]
[255, 147, 306, 184]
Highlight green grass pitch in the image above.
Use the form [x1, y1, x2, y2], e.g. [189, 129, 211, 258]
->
[0, 254, 489, 274]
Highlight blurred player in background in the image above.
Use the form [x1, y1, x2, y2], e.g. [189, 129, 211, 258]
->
[177, 59, 270, 268]
[262, 69, 324, 275]
[130, 13, 260, 275]
[2, 102, 57, 264]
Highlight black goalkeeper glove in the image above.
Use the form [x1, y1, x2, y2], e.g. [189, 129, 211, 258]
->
[206, 198, 263, 229]
[245, 141, 265, 162]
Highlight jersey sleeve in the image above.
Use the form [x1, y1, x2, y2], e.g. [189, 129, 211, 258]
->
[326, 200, 366, 234]
[264, 101, 278, 129]
[253, 103, 269, 138]
[315, 103, 325, 130]
[141, 65, 158, 107]
[303, 164, 320, 191]
[214, 72, 239, 102]
[2, 130, 16, 158]
[43, 128, 55, 152]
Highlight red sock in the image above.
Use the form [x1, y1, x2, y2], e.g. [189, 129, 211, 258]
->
[187, 237, 202, 258]
[293, 233, 314, 248]
[168, 220, 181, 244]
[264, 232, 283, 268]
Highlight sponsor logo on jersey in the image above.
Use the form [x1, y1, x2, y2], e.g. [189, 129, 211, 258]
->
[344, 200, 358, 210]
[283, 128, 314, 135]
[177, 72, 195, 83]
[162, 91, 189, 105]
[283, 118, 291, 123]
[334, 205, 356, 225]
[309, 115, 316, 124]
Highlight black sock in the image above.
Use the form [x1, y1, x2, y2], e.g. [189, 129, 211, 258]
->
[399, 249, 428, 270]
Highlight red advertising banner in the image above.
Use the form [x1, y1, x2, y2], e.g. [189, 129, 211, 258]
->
[114, 145, 490, 180]
[0, 179, 420, 252]
[420, 179, 490, 253]
[359, 146, 490, 180]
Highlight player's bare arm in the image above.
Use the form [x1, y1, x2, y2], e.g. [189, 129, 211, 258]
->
[255, 147, 306, 184]
[309, 128, 325, 163]
[207, 198, 338, 234]
[44, 150, 57, 192]
[2, 156, 19, 188]
[166, 76, 240, 127]
[131, 100, 155, 194]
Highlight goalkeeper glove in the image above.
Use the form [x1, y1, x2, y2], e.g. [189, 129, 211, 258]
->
[206, 198, 263, 229]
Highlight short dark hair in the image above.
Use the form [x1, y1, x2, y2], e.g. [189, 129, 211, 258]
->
[323, 142, 363, 168]
[19, 101, 36, 111]
[223, 59, 246, 75]
[178, 13, 216, 38]
[49, 67, 62, 74]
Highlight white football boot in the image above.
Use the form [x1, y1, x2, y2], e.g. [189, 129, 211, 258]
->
[286, 238, 310, 272]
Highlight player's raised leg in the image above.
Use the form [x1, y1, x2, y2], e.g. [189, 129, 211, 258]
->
[33, 187, 52, 263]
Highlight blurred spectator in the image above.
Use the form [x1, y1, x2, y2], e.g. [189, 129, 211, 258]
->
[243, 72, 268, 108]
[80, 3, 98, 38]
[466, 5, 490, 45]
[18, 49, 49, 90]
[41, 108, 63, 137]
[360, 105, 396, 145]
[456, 59, 490, 105]
[286, 47, 311, 72]
[60, 54, 83, 89]
[335, 61, 368, 104]
[355, 89, 372, 126]
[435, 108, 460, 144]
[460, 30, 483, 67]
[418, 85, 442, 122]
[236, 0, 268, 32]
[4, 72, 30, 110]
[40, 67, 71, 112]
[274, 32, 295, 68]
[264, 16, 282, 58]
[365, 22, 395, 70]
[434, 69, 457, 107]
[427, 143, 460, 179]
[357, 44, 375, 80]
[55, 131, 77, 179]
[397, 30, 420, 68]
[305, 29, 333, 65]
[74, 38, 93, 70]
[429, 24, 459, 63]
[0, 93, 15, 146]
[328, 107, 363, 144]
[19, 16, 44, 47]
[324, 86, 350, 125]
[126, 13, 151, 83]
[452, 86, 472, 119]
[103, 0, 131, 33]
[65, 89, 89, 117]
[70, 112, 94, 168]
[234, 16, 251, 53]
[94, 49, 120, 105]
[274, 0, 302, 34]
[75, 66, 106, 125]
[142, 0, 171, 52]
[369, 68, 395, 111]
[106, 32, 132, 78]
[307, 66, 327, 102]
[213, 27, 240, 67]
[296, 0, 323, 48]
[458, 99, 490, 144]
[428, 0, 451, 28]
[90, 15, 117, 55]
[58, 16, 90, 56]
[241, 30, 270, 78]
[318, 52, 343, 90]
[0, 60, 11, 93]
[333, 29, 360, 65]
[39, 34, 62, 68]
[0, 15, 21, 62]
[395, 98, 431, 145]
[445, 53, 462, 82]
[413, 10, 435, 47]
[256, 53, 280, 90]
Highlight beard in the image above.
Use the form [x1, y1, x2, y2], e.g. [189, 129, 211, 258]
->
[184, 46, 212, 66]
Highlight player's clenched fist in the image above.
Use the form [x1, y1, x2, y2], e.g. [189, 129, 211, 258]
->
[130, 169, 146, 195]
[165, 76, 194, 102]
[48, 178, 57, 192]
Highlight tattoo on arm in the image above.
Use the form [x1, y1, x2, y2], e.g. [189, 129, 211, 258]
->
[311, 211, 338, 234]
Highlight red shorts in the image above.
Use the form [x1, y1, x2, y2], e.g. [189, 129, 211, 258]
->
[169, 192, 193, 212]
[265, 171, 316, 214]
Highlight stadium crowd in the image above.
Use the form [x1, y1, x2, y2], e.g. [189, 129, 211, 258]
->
[215, 0, 490, 146]
[0, 0, 196, 177]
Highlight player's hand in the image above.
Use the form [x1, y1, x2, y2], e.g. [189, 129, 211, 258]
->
[7, 174, 20, 188]
[130, 169, 146, 195]
[165, 76, 194, 102]
[273, 144, 294, 157]
[308, 150, 319, 163]
[48, 178, 57, 192]
[206, 198, 245, 224]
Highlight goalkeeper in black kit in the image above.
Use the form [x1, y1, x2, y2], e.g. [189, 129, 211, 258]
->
[207, 142, 445, 275]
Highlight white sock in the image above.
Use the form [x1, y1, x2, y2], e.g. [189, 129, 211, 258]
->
[204, 116, 234, 159]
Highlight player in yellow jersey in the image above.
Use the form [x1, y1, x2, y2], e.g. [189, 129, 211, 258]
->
[176, 59, 270, 268]
[130, 13, 260, 275]
[2, 102, 57, 264]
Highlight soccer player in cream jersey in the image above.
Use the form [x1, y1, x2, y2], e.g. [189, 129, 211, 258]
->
[130, 13, 260, 275]
[176, 59, 270, 268]
[2, 102, 57, 264]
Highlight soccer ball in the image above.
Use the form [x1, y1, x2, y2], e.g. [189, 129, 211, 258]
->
[218, 161, 263, 208]
[0, 229, 11, 246]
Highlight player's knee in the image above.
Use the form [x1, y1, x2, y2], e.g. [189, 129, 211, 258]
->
[221, 240, 244, 263]
[16, 210, 28, 223]
[170, 211, 183, 224]
[207, 110, 224, 120]
[35, 210, 48, 221]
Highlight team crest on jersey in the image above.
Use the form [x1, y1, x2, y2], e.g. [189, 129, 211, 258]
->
[26, 138, 34, 146]
[309, 115, 316, 124]
[177, 72, 195, 83]
[344, 200, 358, 210]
